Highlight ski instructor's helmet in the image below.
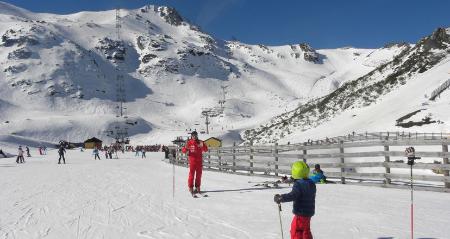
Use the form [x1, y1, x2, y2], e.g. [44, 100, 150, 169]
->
[291, 161, 310, 179]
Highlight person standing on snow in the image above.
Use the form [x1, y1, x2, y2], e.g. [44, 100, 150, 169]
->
[17, 146, 25, 163]
[274, 161, 316, 239]
[182, 131, 208, 194]
[104, 147, 109, 159]
[108, 147, 113, 159]
[26, 146, 31, 157]
[93, 148, 101, 160]
[141, 148, 146, 158]
[58, 145, 66, 164]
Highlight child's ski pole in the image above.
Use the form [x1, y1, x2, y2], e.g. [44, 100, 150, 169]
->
[277, 203, 284, 239]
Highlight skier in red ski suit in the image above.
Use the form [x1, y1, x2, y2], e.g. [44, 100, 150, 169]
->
[182, 131, 208, 194]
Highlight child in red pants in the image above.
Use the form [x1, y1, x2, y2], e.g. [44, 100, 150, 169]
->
[274, 161, 316, 239]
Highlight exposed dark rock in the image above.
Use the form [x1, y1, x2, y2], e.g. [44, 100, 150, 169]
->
[11, 79, 32, 87]
[155, 6, 183, 26]
[96, 37, 126, 61]
[419, 27, 450, 51]
[396, 117, 436, 128]
[383, 42, 409, 48]
[3, 64, 27, 73]
[141, 54, 157, 63]
[1, 29, 39, 47]
[299, 43, 320, 63]
[7, 48, 32, 59]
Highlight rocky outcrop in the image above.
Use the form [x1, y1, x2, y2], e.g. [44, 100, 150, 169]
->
[7, 48, 32, 59]
[290, 43, 320, 63]
[96, 37, 125, 61]
[3, 64, 27, 74]
[1, 29, 39, 47]
[155, 6, 183, 26]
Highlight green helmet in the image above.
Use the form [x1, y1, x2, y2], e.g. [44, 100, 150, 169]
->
[291, 161, 310, 179]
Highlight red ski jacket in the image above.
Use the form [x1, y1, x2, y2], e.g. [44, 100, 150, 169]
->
[182, 139, 208, 163]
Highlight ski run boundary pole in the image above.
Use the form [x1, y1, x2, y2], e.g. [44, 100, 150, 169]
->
[172, 157, 175, 199]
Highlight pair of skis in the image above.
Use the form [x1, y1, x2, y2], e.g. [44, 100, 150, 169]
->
[191, 191, 208, 198]
[248, 180, 284, 188]
[190, 189, 208, 198]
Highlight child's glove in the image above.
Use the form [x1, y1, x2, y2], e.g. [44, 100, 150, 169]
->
[405, 147, 415, 158]
[274, 194, 282, 204]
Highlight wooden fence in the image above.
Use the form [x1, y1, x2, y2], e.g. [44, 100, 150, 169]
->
[171, 138, 450, 193]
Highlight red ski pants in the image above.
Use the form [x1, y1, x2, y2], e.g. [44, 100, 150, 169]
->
[188, 159, 202, 189]
[290, 215, 313, 239]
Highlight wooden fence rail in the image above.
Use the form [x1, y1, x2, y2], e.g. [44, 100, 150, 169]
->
[170, 138, 450, 192]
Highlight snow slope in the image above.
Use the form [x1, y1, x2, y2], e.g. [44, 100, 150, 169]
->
[244, 28, 450, 144]
[0, 2, 410, 145]
[1, 151, 449, 239]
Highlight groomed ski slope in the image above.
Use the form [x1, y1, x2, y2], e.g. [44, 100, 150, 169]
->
[1, 149, 449, 239]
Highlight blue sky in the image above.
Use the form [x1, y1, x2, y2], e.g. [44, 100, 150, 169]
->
[3, 0, 450, 49]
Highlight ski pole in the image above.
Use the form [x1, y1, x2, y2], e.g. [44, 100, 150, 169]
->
[277, 203, 284, 239]
[410, 162, 413, 239]
[172, 151, 175, 199]
[405, 147, 420, 239]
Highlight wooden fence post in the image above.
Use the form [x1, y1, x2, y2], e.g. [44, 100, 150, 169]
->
[232, 142, 236, 173]
[274, 143, 279, 176]
[384, 138, 391, 184]
[339, 140, 346, 184]
[218, 148, 222, 171]
[443, 142, 449, 189]
[250, 141, 254, 174]
[302, 142, 307, 163]
[207, 149, 211, 169]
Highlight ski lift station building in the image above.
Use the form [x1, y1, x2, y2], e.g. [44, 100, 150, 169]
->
[84, 137, 103, 149]
[204, 137, 222, 148]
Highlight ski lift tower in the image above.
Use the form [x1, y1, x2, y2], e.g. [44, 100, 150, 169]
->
[201, 108, 213, 134]
[107, 7, 130, 147]
[218, 85, 228, 113]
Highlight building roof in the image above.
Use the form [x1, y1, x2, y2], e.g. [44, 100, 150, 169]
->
[205, 137, 222, 142]
[84, 137, 102, 143]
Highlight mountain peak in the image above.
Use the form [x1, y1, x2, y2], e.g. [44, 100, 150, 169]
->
[0, 1, 32, 19]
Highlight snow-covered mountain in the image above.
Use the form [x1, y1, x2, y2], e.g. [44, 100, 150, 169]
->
[0, 1, 447, 146]
[244, 28, 450, 144]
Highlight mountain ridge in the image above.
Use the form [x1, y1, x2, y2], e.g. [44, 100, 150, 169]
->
[0, 2, 446, 146]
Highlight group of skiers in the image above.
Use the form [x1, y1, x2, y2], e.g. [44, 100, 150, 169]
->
[6, 131, 322, 238]
[180, 130, 327, 238]
[38, 146, 48, 155]
[15, 146, 31, 163]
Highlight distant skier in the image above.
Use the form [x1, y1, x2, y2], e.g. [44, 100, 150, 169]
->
[108, 147, 113, 159]
[162, 145, 169, 159]
[141, 148, 146, 158]
[135, 147, 140, 157]
[181, 131, 208, 195]
[309, 164, 327, 184]
[26, 146, 31, 157]
[104, 147, 109, 159]
[274, 161, 316, 239]
[93, 148, 101, 160]
[0, 148, 7, 158]
[58, 145, 66, 164]
[16, 146, 25, 163]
